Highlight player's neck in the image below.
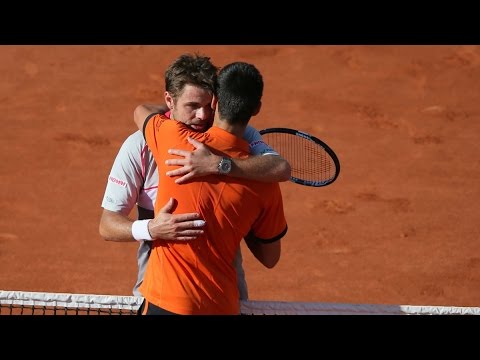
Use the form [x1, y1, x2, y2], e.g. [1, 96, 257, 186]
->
[213, 118, 246, 138]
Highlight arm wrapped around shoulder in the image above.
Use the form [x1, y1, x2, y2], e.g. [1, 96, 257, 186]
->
[243, 226, 287, 268]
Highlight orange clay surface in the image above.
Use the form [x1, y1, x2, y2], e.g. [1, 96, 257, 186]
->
[1, 46, 479, 308]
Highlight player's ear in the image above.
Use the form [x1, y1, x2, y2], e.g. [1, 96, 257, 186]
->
[252, 101, 262, 116]
[211, 94, 218, 111]
[165, 91, 174, 110]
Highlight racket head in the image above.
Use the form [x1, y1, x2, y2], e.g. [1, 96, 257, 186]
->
[259, 127, 340, 187]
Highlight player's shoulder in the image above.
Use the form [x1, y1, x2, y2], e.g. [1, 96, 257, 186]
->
[150, 113, 171, 124]
[163, 118, 195, 137]
[244, 125, 260, 139]
[114, 131, 148, 160]
[150, 115, 183, 131]
[123, 130, 146, 148]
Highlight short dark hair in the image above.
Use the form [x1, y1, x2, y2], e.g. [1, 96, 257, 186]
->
[165, 53, 218, 101]
[216, 62, 263, 126]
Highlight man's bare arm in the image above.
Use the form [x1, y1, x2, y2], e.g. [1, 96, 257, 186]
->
[99, 198, 204, 242]
[133, 104, 168, 132]
[166, 137, 291, 184]
[133, 104, 291, 183]
[100, 210, 138, 242]
[243, 235, 281, 269]
[229, 154, 290, 183]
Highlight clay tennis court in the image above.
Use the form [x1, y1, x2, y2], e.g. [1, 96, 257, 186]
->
[1, 45, 479, 309]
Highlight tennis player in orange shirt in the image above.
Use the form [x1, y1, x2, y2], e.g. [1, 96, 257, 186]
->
[135, 61, 288, 315]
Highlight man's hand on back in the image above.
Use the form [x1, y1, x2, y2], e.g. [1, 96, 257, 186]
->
[148, 197, 205, 241]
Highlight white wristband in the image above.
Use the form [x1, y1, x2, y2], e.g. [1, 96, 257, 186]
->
[132, 220, 153, 241]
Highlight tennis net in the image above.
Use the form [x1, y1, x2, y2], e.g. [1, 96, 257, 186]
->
[1, 290, 479, 315]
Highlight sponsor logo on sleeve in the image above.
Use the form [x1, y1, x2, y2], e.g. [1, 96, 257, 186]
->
[249, 140, 266, 148]
[108, 175, 127, 188]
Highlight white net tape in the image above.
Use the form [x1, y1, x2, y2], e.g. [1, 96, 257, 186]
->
[0, 290, 142, 311]
[1, 290, 479, 315]
[240, 300, 480, 315]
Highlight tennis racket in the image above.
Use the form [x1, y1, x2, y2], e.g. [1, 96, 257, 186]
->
[259, 127, 340, 187]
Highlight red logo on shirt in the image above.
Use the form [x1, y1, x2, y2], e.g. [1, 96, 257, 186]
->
[250, 140, 266, 148]
[109, 176, 127, 187]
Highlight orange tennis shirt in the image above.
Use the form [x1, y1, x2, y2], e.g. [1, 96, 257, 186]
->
[139, 114, 288, 314]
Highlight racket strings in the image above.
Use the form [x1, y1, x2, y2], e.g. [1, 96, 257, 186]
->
[263, 133, 336, 183]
